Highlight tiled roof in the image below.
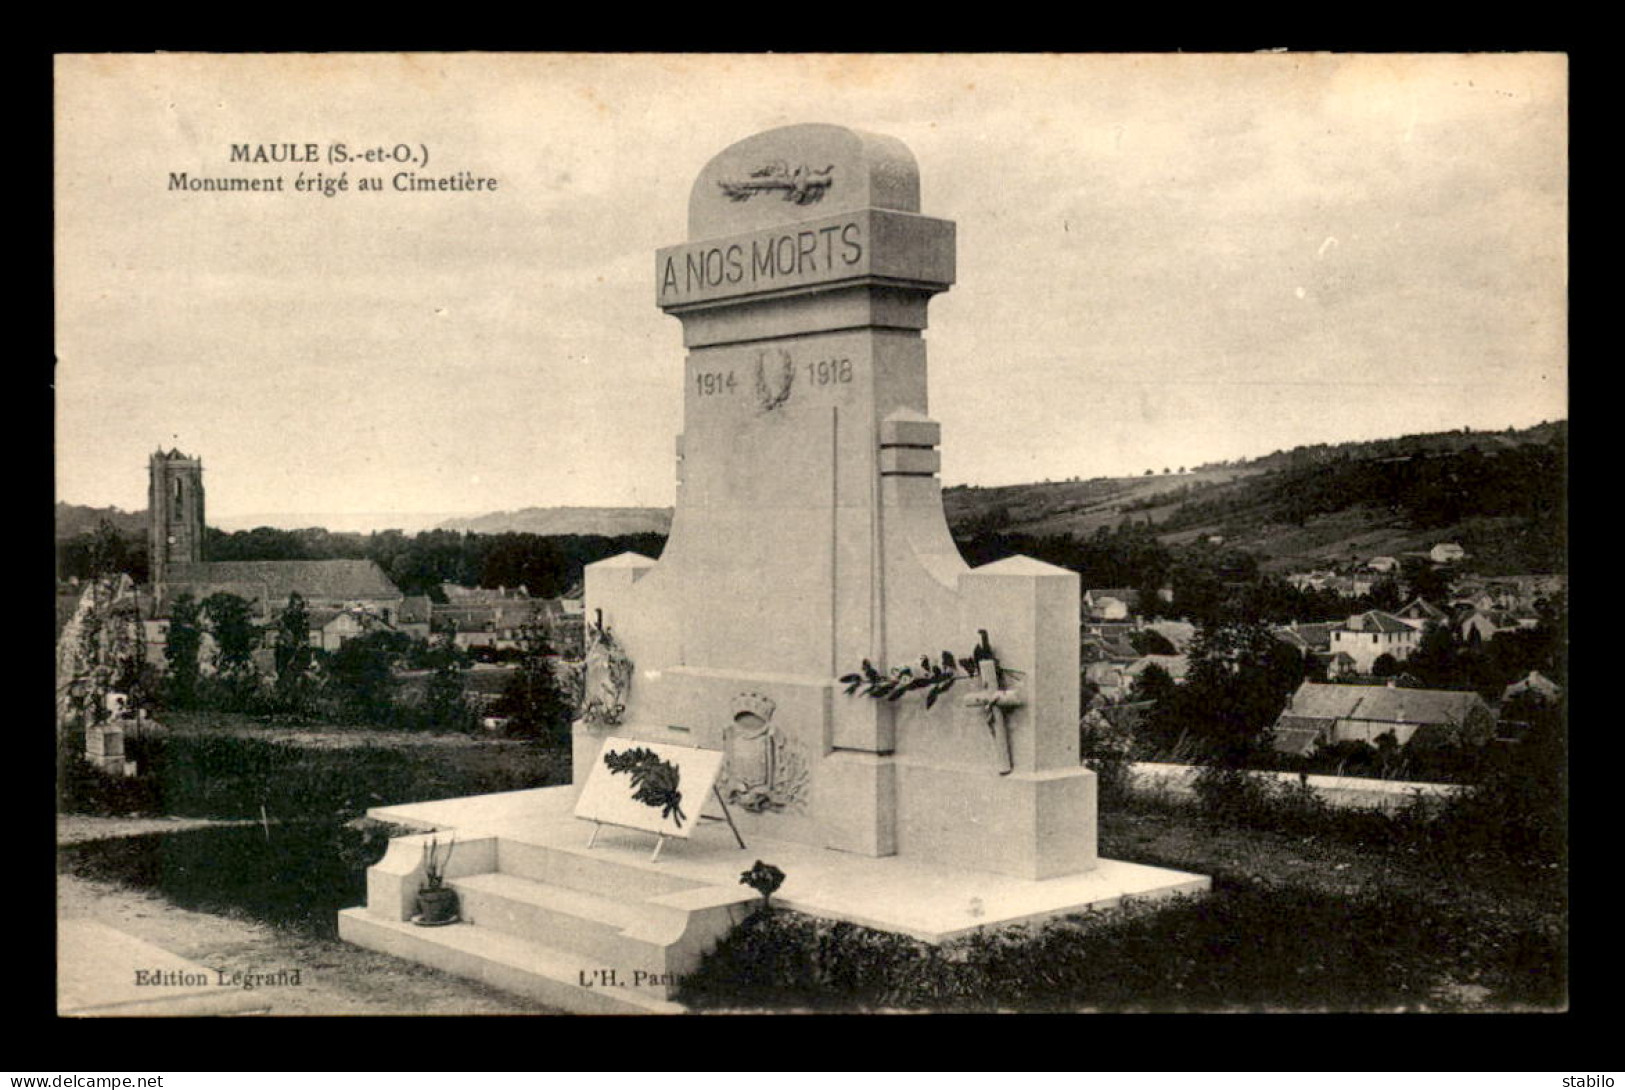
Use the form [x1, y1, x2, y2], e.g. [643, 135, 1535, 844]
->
[163, 560, 402, 604]
[1145, 621, 1196, 651]
[1275, 622, 1338, 652]
[1282, 681, 1487, 726]
[1272, 717, 1331, 756]
[1341, 611, 1417, 635]
[1397, 597, 1447, 621]
[1086, 588, 1140, 608]
[398, 596, 433, 624]
[1274, 629, 1312, 653]
[432, 603, 537, 632]
[1503, 671, 1561, 701]
[1127, 654, 1189, 680]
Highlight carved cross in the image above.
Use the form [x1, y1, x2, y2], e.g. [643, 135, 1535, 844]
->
[961, 658, 1023, 776]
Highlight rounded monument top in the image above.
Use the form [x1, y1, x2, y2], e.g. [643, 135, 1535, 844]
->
[688, 123, 920, 239]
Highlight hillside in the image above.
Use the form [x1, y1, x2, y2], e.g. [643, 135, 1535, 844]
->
[946, 421, 1566, 576]
[943, 467, 1263, 540]
[54, 503, 146, 541]
[435, 507, 673, 536]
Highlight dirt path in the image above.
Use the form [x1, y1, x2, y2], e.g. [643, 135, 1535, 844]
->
[58, 821, 561, 1016]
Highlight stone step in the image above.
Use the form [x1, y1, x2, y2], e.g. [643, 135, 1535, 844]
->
[495, 836, 707, 900]
[452, 872, 678, 982]
[336, 908, 688, 1015]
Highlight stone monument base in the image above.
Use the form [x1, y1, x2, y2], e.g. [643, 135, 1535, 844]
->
[339, 785, 1208, 1013]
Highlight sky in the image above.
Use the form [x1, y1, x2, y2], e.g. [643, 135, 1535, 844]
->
[55, 53, 1568, 526]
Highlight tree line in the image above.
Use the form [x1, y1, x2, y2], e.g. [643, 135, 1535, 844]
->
[57, 524, 668, 601]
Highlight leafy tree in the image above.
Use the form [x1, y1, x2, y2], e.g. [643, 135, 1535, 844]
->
[1128, 628, 1177, 656]
[494, 618, 574, 743]
[202, 592, 261, 707]
[423, 631, 474, 731]
[324, 630, 411, 723]
[1127, 661, 1177, 706]
[1406, 623, 1463, 690]
[1401, 557, 1451, 605]
[1153, 616, 1304, 764]
[88, 519, 132, 580]
[272, 593, 315, 713]
[164, 592, 204, 708]
[201, 593, 258, 676]
[1371, 653, 1400, 678]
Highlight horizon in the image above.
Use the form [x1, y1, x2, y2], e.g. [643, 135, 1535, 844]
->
[56, 54, 1567, 521]
[57, 414, 1567, 533]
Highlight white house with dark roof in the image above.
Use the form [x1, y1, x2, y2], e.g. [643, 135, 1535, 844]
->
[1328, 610, 1423, 674]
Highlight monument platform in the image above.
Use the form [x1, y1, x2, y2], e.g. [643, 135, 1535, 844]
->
[339, 785, 1207, 1013]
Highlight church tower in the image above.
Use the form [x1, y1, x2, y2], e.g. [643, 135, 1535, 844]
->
[148, 448, 205, 577]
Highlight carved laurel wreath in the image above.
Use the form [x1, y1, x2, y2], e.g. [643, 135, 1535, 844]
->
[717, 161, 834, 206]
[839, 633, 1022, 712]
[604, 746, 687, 828]
[755, 348, 795, 411]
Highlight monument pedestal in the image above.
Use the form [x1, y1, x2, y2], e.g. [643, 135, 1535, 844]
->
[338, 785, 1206, 1013]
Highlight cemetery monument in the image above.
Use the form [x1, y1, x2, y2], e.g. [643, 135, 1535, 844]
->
[340, 123, 1207, 1013]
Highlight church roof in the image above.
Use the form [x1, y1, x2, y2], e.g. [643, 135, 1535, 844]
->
[161, 560, 402, 607]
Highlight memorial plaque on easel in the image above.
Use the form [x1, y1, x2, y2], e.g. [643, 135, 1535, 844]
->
[574, 736, 730, 845]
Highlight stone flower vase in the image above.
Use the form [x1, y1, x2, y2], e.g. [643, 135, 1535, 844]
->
[415, 884, 459, 925]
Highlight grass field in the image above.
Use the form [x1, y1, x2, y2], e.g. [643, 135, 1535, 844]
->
[679, 797, 1565, 1012]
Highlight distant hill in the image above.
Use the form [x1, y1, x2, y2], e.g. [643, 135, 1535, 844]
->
[54, 503, 145, 541]
[946, 421, 1566, 576]
[209, 512, 468, 534]
[436, 507, 673, 536]
[55, 503, 675, 541]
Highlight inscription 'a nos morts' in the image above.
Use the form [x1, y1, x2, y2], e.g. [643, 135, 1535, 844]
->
[660, 219, 865, 300]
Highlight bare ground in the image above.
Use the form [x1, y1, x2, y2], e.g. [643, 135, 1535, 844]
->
[57, 816, 561, 1016]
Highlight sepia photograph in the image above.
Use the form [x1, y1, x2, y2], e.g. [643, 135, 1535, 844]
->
[54, 52, 1567, 1016]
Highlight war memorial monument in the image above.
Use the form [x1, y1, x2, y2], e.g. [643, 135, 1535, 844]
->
[338, 123, 1209, 1013]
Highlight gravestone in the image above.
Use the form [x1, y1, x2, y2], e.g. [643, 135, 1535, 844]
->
[579, 124, 1096, 879]
[85, 692, 138, 777]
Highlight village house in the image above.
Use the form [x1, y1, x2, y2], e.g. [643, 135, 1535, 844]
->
[1084, 587, 1140, 621]
[1501, 669, 1561, 705]
[432, 601, 533, 655]
[1125, 654, 1190, 688]
[1394, 597, 1448, 627]
[1081, 625, 1141, 666]
[1430, 542, 1468, 564]
[397, 595, 433, 642]
[1459, 607, 1526, 645]
[1328, 610, 1423, 674]
[1271, 680, 1496, 756]
[1082, 660, 1132, 702]
[1143, 619, 1197, 653]
[1272, 620, 1338, 657]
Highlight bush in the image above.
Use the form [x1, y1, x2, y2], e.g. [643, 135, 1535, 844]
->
[57, 729, 573, 821]
[1078, 720, 1136, 809]
[677, 879, 1565, 1011]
